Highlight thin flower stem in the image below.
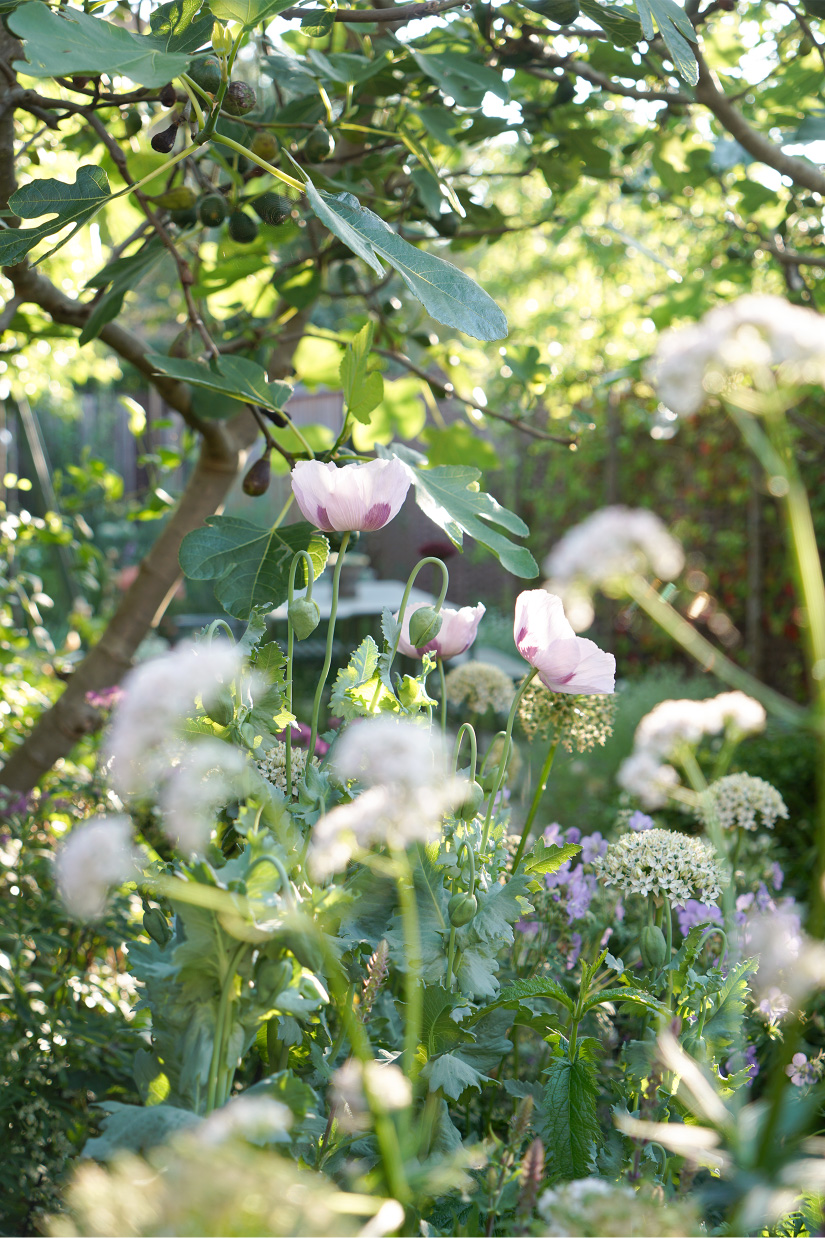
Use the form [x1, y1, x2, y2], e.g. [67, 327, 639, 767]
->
[437, 657, 447, 736]
[512, 736, 560, 871]
[205, 940, 249, 1114]
[368, 556, 449, 713]
[445, 925, 457, 990]
[663, 898, 673, 1006]
[308, 532, 350, 758]
[394, 847, 423, 1080]
[452, 723, 478, 782]
[480, 670, 537, 855]
[286, 550, 316, 798]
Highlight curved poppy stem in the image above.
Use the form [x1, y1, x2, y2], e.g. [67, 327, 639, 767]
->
[368, 556, 449, 713]
[308, 533, 350, 758]
[479, 669, 536, 854]
[437, 657, 447, 736]
[452, 723, 478, 782]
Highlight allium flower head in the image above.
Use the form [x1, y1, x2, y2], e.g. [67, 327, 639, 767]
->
[396, 602, 485, 660]
[514, 591, 615, 695]
[518, 677, 616, 752]
[55, 814, 141, 919]
[444, 661, 514, 714]
[699, 773, 788, 833]
[704, 691, 766, 736]
[617, 750, 680, 809]
[634, 697, 712, 758]
[649, 294, 825, 417]
[544, 507, 684, 594]
[331, 1058, 411, 1129]
[106, 639, 243, 798]
[594, 828, 727, 907]
[290, 458, 411, 533]
[256, 740, 314, 798]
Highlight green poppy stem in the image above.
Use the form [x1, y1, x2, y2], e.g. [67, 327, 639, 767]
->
[480, 669, 537, 854]
[511, 735, 560, 871]
[308, 533, 350, 758]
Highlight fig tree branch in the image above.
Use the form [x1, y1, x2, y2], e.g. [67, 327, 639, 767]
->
[279, 0, 463, 20]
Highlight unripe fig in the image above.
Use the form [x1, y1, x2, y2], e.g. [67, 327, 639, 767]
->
[408, 605, 442, 649]
[251, 131, 279, 162]
[159, 82, 177, 108]
[198, 192, 229, 227]
[189, 54, 222, 94]
[228, 209, 258, 243]
[123, 108, 142, 137]
[433, 212, 459, 237]
[640, 923, 667, 971]
[204, 684, 235, 727]
[457, 780, 485, 821]
[288, 597, 321, 641]
[243, 455, 271, 495]
[303, 124, 335, 161]
[143, 907, 172, 946]
[154, 186, 197, 211]
[151, 123, 178, 154]
[169, 206, 198, 228]
[222, 80, 257, 116]
[448, 891, 478, 927]
[252, 192, 292, 226]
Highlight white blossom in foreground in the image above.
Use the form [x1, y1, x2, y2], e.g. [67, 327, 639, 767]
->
[737, 904, 825, 1016]
[106, 639, 244, 798]
[594, 828, 727, 907]
[699, 773, 788, 833]
[161, 739, 250, 854]
[617, 749, 680, 809]
[544, 507, 684, 594]
[537, 1175, 700, 1237]
[55, 815, 142, 919]
[705, 691, 766, 737]
[648, 295, 825, 417]
[310, 718, 462, 878]
[198, 1095, 292, 1146]
[331, 1057, 412, 1130]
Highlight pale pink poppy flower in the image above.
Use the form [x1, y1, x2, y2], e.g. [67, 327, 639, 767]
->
[291, 458, 411, 533]
[514, 590, 615, 695]
[396, 602, 485, 660]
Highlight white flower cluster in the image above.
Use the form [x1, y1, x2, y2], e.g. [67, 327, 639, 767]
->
[55, 815, 142, 920]
[737, 903, 825, 1018]
[308, 717, 462, 880]
[331, 1057, 412, 1130]
[255, 741, 312, 798]
[649, 295, 825, 417]
[198, 1095, 292, 1146]
[163, 740, 250, 854]
[544, 506, 684, 595]
[444, 661, 515, 715]
[617, 691, 766, 808]
[699, 772, 788, 833]
[593, 828, 727, 907]
[537, 1177, 698, 1238]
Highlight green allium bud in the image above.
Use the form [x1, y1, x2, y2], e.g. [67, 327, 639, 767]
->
[288, 597, 321, 641]
[640, 923, 667, 971]
[408, 605, 442, 649]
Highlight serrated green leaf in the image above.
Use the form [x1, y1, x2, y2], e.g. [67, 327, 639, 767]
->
[307, 186, 507, 342]
[383, 444, 537, 578]
[0, 165, 110, 266]
[340, 321, 384, 424]
[537, 1055, 600, 1179]
[488, 975, 574, 1015]
[146, 354, 292, 414]
[702, 959, 758, 1056]
[582, 986, 668, 1016]
[9, 3, 194, 87]
[579, 0, 643, 45]
[148, 0, 214, 53]
[523, 840, 582, 876]
[635, 0, 698, 84]
[179, 517, 329, 620]
[425, 1052, 490, 1100]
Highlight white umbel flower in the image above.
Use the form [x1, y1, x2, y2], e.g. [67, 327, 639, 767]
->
[593, 828, 727, 907]
[649, 295, 825, 417]
[331, 1058, 412, 1130]
[333, 715, 446, 790]
[617, 750, 680, 809]
[633, 691, 767, 761]
[198, 1095, 292, 1146]
[55, 815, 141, 919]
[544, 507, 684, 593]
[699, 773, 788, 833]
[704, 691, 766, 737]
[161, 740, 250, 854]
[738, 904, 825, 1015]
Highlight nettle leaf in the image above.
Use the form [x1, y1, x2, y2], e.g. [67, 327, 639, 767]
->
[579, 0, 643, 45]
[424, 1053, 490, 1100]
[634, 0, 698, 85]
[146, 354, 293, 415]
[702, 958, 758, 1056]
[9, 3, 193, 87]
[306, 184, 507, 342]
[209, 0, 296, 27]
[0, 166, 110, 266]
[537, 1055, 601, 1180]
[382, 443, 537, 578]
[82, 1101, 200, 1160]
[488, 975, 574, 1015]
[80, 239, 166, 345]
[522, 840, 581, 877]
[148, 0, 214, 53]
[179, 517, 329, 620]
[581, 986, 668, 1017]
[340, 321, 384, 425]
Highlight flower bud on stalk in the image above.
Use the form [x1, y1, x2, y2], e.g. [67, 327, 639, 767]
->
[143, 907, 172, 946]
[640, 923, 667, 970]
[448, 891, 478, 927]
[288, 598, 321, 641]
[408, 605, 442, 649]
[456, 779, 484, 821]
[510, 1095, 534, 1144]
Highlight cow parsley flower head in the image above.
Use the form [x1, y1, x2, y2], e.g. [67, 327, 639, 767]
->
[593, 828, 727, 907]
[737, 902, 825, 1018]
[634, 698, 713, 758]
[55, 814, 142, 919]
[198, 1096, 293, 1146]
[444, 661, 515, 715]
[649, 294, 825, 417]
[106, 639, 244, 798]
[704, 691, 766, 737]
[161, 740, 250, 854]
[699, 773, 789, 833]
[617, 750, 680, 809]
[331, 1058, 412, 1130]
[518, 678, 617, 753]
[537, 1177, 700, 1237]
[544, 507, 684, 594]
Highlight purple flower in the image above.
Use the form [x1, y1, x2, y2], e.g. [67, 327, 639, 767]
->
[85, 686, 125, 709]
[517, 919, 540, 939]
[724, 1045, 759, 1087]
[545, 861, 572, 890]
[565, 826, 582, 845]
[771, 862, 785, 891]
[514, 591, 615, 695]
[676, 899, 723, 935]
[275, 722, 329, 757]
[291, 458, 411, 533]
[566, 932, 583, 969]
[580, 831, 607, 864]
[543, 823, 564, 846]
[566, 870, 597, 923]
[628, 810, 655, 831]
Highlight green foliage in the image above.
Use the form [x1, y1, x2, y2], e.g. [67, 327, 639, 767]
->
[537, 1053, 601, 1180]
[0, 166, 110, 265]
[147, 354, 292, 415]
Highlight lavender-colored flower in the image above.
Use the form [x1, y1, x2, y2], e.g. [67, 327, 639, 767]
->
[771, 862, 785, 891]
[543, 823, 564, 846]
[565, 826, 582, 845]
[85, 686, 125, 710]
[628, 811, 655, 832]
[566, 870, 597, 923]
[290, 458, 411, 533]
[723, 1044, 759, 1087]
[514, 591, 615, 696]
[396, 602, 485, 660]
[566, 932, 583, 969]
[579, 831, 607, 864]
[676, 899, 723, 936]
[517, 919, 541, 939]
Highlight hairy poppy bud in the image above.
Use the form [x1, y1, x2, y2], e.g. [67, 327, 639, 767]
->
[448, 891, 478, 927]
[143, 907, 172, 946]
[640, 923, 667, 970]
[288, 597, 321, 641]
[408, 605, 442, 649]
[457, 780, 485, 821]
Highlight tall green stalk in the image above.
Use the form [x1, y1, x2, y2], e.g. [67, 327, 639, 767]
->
[512, 736, 560, 871]
[285, 550, 316, 798]
[308, 532, 350, 759]
[480, 669, 537, 854]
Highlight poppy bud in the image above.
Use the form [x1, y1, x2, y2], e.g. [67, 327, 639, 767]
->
[143, 907, 172, 946]
[640, 923, 667, 970]
[408, 605, 442, 649]
[448, 891, 478, 927]
[457, 780, 485, 821]
[288, 598, 321, 641]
